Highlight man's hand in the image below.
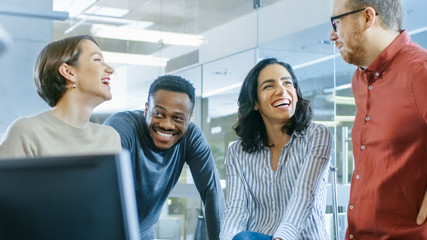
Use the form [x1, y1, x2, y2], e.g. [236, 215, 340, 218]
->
[417, 189, 427, 225]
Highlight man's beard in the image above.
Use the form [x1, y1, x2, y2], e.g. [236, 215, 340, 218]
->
[343, 26, 368, 67]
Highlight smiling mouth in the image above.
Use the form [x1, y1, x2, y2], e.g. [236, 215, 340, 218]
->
[273, 99, 290, 108]
[101, 78, 110, 87]
[156, 131, 173, 140]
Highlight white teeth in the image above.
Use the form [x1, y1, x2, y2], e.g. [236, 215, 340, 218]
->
[157, 131, 172, 139]
[102, 79, 110, 84]
[274, 99, 290, 107]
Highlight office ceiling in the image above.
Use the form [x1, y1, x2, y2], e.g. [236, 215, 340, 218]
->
[53, 0, 281, 55]
[50, 0, 427, 115]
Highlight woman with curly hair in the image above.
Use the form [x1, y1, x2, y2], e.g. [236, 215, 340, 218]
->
[220, 58, 332, 240]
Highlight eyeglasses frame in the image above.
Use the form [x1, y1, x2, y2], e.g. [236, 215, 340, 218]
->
[330, 8, 366, 32]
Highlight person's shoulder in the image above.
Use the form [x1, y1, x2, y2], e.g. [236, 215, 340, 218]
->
[306, 122, 331, 136]
[108, 110, 144, 120]
[227, 139, 243, 152]
[228, 139, 241, 148]
[308, 121, 328, 129]
[90, 122, 118, 133]
[91, 123, 121, 142]
[185, 121, 203, 136]
[104, 110, 144, 125]
[401, 41, 427, 63]
[225, 140, 243, 163]
[181, 122, 210, 150]
[7, 112, 45, 132]
[0, 113, 44, 146]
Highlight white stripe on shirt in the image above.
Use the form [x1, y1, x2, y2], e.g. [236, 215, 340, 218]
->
[220, 122, 332, 240]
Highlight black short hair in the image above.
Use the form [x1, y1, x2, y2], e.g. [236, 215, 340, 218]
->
[148, 75, 196, 112]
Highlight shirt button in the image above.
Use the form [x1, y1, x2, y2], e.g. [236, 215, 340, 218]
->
[356, 175, 360, 179]
[365, 116, 370, 121]
[375, 72, 379, 77]
[361, 145, 365, 150]
[349, 205, 354, 210]
[349, 234, 354, 239]
[368, 86, 373, 90]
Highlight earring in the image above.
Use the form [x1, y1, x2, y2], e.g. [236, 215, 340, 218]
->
[72, 84, 77, 88]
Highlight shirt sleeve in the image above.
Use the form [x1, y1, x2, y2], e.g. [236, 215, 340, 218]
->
[273, 124, 332, 239]
[186, 125, 225, 240]
[410, 60, 427, 124]
[220, 142, 249, 240]
[105, 126, 123, 153]
[103, 112, 135, 153]
[0, 118, 37, 159]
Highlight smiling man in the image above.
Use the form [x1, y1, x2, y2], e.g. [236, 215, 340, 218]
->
[104, 75, 225, 240]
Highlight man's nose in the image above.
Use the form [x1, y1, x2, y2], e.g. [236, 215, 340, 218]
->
[330, 30, 338, 42]
[159, 118, 174, 130]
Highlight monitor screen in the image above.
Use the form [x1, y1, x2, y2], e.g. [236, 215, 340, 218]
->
[0, 151, 140, 240]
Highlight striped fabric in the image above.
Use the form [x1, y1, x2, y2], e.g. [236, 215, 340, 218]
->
[220, 122, 332, 240]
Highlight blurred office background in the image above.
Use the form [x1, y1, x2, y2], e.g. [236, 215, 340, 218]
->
[1, 0, 427, 239]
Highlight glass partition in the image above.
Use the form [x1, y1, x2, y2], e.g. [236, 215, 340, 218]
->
[4, 0, 427, 239]
[200, 49, 257, 179]
[166, 2, 351, 239]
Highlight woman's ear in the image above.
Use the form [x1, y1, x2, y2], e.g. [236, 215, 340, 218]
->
[254, 102, 259, 111]
[58, 63, 76, 83]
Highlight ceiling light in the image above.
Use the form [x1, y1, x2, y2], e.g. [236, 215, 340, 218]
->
[102, 51, 169, 67]
[85, 6, 129, 18]
[75, 15, 153, 27]
[64, 15, 154, 35]
[91, 24, 207, 47]
[293, 53, 340, 69]
[53, 0, 97, 18]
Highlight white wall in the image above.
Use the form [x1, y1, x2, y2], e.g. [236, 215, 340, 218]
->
[0, 0, 54, 134]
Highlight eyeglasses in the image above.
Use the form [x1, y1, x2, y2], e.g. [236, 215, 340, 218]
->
[330, 8, 366, 32]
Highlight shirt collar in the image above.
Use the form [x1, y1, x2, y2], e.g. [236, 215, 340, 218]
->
[360, 30, 411, 75]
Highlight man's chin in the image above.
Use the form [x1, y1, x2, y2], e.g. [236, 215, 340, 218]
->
[341, 52, 355, 65]
[152, 136, 178, 150]
[153, 142, 174, 150]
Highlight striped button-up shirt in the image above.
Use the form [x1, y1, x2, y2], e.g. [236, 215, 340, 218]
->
[220, 122, 331, 240]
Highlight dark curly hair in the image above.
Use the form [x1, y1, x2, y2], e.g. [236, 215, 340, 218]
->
[148, 75, 196, 112]
[34, 35, 98, 107]
[234, 58, 312, 153]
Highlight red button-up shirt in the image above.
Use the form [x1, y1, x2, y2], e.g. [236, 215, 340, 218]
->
[346, 30, 427, 239]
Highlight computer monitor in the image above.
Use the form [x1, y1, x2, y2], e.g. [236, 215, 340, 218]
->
[0, 151, 140, 240]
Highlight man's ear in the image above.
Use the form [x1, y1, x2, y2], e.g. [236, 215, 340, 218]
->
[144, 103, 148, 114]
[58, 63, 76, 83]
[363, 7, 377, 29]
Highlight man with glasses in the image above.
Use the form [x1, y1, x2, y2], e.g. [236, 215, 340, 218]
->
[329, 0, 427, 239]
